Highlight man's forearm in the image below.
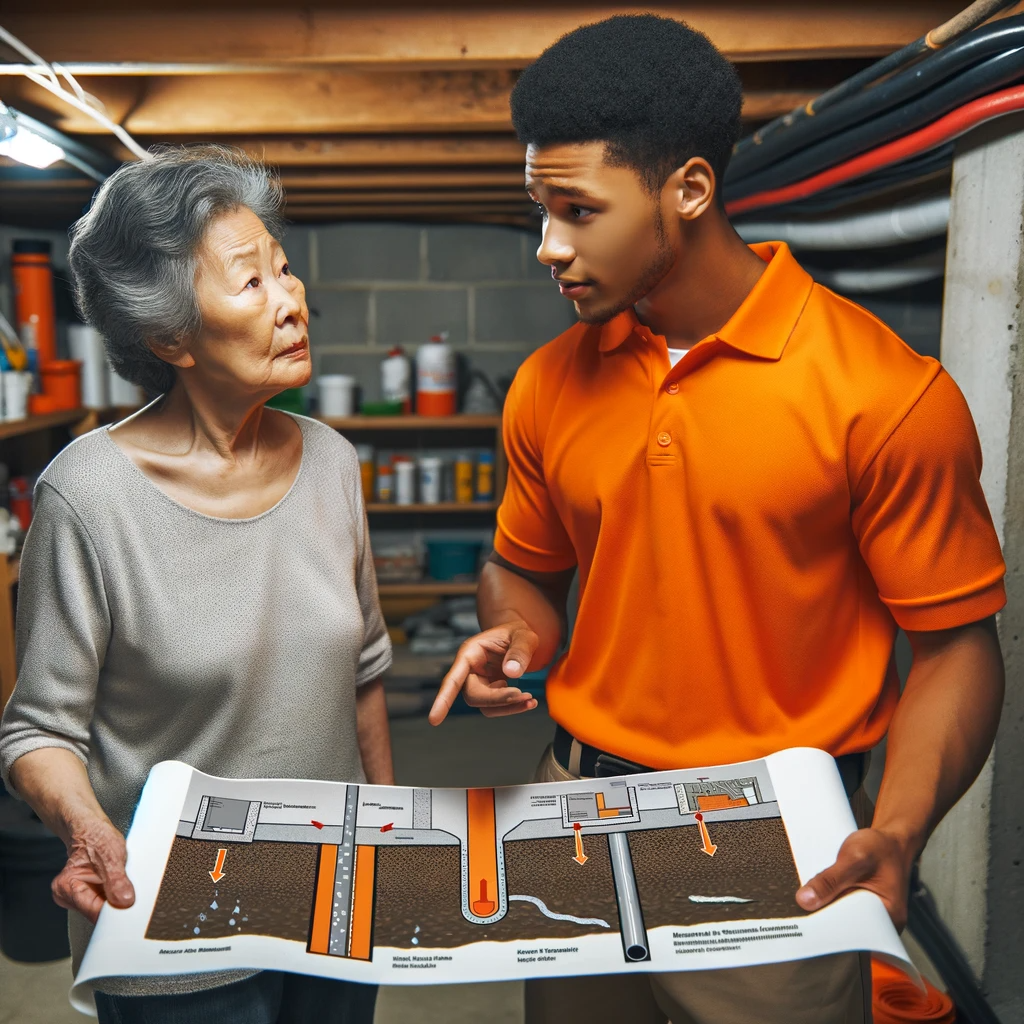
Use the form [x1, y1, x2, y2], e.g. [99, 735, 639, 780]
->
[356, 677, 395, 785]
[478, 560, 567, 672]
[872, 617, 1004, 861]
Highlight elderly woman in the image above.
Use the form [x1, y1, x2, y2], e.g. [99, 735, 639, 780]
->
[0, 148, 391, 1023]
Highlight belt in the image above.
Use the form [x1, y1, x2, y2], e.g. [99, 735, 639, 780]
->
[553, 724, 867, 798]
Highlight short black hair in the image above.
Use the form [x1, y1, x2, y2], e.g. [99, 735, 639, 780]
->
[510, 14, 743, 193]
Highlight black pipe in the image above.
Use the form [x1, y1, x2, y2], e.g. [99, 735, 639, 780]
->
[725, 47, 1024, 202]
[727, 16, 1024, 184]
[732, 0, 1021, 162]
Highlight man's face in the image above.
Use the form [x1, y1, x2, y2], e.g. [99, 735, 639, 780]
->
[526, 142, 675, 324]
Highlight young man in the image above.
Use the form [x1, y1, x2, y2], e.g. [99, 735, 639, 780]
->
[430, 15, 1006, 1024]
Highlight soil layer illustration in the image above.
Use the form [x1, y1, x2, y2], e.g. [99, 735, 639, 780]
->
[145, 759, 805, 964]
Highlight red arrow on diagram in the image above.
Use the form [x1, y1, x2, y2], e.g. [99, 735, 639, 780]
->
[311, 820, 324, 830]
[380, 822, 395, 833]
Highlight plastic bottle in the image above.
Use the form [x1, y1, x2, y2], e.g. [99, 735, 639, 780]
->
[394, 458, 416, 505]
[415, 333, 456, 417]
[355, 444, 375, 503]
[454, 452, 474, 504]
[12, 240, 57, 366]
[375, 460, 393, 503]
[381, 347, 411, 414]
[476, 450, 495, 501]
[419, 456, 443, 505]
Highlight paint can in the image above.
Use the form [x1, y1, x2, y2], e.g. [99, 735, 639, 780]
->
[476, 450, 495, 501]
[68, 325, 109, 409]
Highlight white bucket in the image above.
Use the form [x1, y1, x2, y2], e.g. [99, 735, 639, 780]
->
[68, 325, 108, 409]
[318, 374, 356, 417]
[2, 372, 30, 421]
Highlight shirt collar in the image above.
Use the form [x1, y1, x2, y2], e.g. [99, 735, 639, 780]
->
[596, 242, 813, 361]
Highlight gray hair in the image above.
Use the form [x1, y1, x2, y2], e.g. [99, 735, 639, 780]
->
[68, 145, 285, 396]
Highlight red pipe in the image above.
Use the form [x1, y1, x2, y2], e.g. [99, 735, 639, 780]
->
[726, 84, 1024, 217]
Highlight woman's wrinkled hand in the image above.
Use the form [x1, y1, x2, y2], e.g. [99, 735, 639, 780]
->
[52, 817, 135, 924]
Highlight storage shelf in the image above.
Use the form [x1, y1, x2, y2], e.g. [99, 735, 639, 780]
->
[367, 502, 498, 514]
[0, 408, 88, 441]
[320, 415, 500, 431]
[377, 581, 477, 597]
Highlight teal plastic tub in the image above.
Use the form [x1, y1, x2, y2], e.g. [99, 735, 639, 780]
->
[426, 539, 482, 581]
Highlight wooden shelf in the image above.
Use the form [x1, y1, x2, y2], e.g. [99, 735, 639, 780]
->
[378, 581, 477, 597]
[367, 501, 498, 514]
[0, 408, 89, 441]
[320, 415, 500, 430]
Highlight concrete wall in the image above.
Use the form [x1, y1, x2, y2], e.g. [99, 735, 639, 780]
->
[283, 223, 575, 406]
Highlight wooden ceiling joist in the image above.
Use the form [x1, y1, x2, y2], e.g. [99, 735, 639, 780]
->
[1, 4, 964, 69]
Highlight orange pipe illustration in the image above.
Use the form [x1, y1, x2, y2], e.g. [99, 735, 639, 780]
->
[308, 844, 339, 955]
[466, 788, 499, 917]
[349, 845, 375, 961]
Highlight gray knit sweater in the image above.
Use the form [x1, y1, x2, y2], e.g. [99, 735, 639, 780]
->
[0, 414, 391, 996]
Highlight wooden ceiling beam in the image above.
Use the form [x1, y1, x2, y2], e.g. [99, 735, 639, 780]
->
[284, 190, 530, 205]
[2, 5, 964, 69]
[4, 72, 816, 136]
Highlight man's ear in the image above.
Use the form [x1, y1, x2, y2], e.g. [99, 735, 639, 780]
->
[148, 337, 195, 371]
[663, 157, 716, 222]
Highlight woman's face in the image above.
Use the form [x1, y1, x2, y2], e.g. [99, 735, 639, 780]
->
[187, 206, 311, 397]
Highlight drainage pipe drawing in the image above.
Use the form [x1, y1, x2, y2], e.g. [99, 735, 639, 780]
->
[608, 832, 649, 962]
[462, 788, 508, 925]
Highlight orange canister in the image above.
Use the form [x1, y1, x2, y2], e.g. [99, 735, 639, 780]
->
[40, 360, 82, 410]
[12, 240, 58, 365]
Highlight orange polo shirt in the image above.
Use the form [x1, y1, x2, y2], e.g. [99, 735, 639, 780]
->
[495, 242, 1005, 769]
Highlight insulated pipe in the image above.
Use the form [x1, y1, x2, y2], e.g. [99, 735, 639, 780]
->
[726, 84, 1024, 216]
[608, 832, 649, 962]
[734, 195, 949, 250]
[726, 45, 1024, 200]
[727, 15, 1024, 185]
[810, 266, 945, 293]
[732, 0, 1020, 160]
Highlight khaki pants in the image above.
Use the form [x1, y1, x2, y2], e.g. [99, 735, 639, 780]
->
[527, 746, 872, 1024]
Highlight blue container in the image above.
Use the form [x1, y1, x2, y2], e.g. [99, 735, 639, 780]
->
[426, 539, 482, 581]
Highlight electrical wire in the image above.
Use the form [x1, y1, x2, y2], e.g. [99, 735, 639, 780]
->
[726, 15, 1024, 184]
[0, 23, 150, 161]
[727, 46, 1024, 199]
[732, 0, 1020, 160]
[725, 84, 1024, 216]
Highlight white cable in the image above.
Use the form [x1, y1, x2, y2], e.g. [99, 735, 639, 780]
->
[0, 23, 150, 161]
[734, 195, 950, 250]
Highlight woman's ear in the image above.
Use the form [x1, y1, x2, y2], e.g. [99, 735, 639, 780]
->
[664, 157, 716, 222]
[147, 337, 195, 371]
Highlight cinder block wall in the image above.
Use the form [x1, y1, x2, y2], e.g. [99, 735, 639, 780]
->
[283, 222, 577, 405]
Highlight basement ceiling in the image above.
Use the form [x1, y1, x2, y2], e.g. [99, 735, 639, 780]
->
[0, 1, 969, 227]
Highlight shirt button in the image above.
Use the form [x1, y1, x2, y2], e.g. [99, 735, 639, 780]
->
[657, 431, 672, 447]
[666, 382, 679, 395]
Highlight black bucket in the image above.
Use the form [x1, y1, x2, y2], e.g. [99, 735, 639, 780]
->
[0, 796, 70, 962]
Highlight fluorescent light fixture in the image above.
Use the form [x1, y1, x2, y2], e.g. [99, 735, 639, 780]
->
[0, 124, 65, 169]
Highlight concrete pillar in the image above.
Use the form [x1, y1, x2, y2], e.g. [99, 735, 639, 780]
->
[934, 113, 1024, 1020]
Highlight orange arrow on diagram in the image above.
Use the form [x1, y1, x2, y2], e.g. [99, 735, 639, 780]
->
[694, 813, 717, 857]
[209, 848, 228, 883]
[573, 822, 588, 865]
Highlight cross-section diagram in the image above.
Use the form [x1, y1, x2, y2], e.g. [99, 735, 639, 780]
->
[145, 758, 806, 966]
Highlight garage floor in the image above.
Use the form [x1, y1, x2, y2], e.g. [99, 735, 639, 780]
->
[0, 708, 555, 1024]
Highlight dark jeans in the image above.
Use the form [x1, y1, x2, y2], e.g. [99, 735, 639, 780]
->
[94, 972, 378, 1024]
